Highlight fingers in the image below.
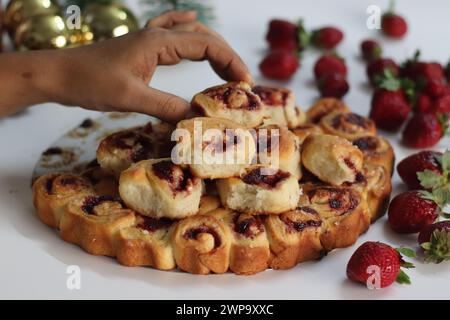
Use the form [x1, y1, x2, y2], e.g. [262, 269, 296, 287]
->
[129, 83, 191, 122]
[156, 31, 252, 83]
[170, 21, 219, 37]
[146, 11, 197, 28]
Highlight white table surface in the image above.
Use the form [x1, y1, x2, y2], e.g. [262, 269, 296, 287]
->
[1, 0, 449, 300]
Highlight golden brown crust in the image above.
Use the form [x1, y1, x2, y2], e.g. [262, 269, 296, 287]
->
[320, 112, 377, 140]
[252, 85, 306, 128]
[191, 82, 264, 128]
[299, 183, 370, 251]
[302, 134, 364, 186]
[352, 136, 395, 176]
[32, 173, 95, 228]
[96, 121, 174, 178]
[307, 98, 350, 124]
[115, 215, 176, 269]
[81, 161, 119, 197]
[172, 215, 231, 274]
[255, 125, 302, 179]
[265, 207, 323, 269]
[291, 123, 324, 144]
[59, 195, 136, 256]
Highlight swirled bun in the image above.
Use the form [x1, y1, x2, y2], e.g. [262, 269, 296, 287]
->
[265, 207, 323, 269]
[216, 165, 301, 214]
[116, 215, 176, 270]
[97, 121, 174, 178]
[119, 159, 203, 219]
[191, 82, 264, 128]
[59, 195, 136, 256]
[256, 125, 301, 179]
[320, 111, 377, 140]
[291, 123, 324, 144]
[307, 98, 350, 123]
[301, 134, 364, 186]
[252, 85, 306, 128]
[32, 173, 95, 228]
[299, 183, 370, 251]
[209, 208, 270, 275]
[352, 136, 395, 176]
[172, 215, 231, 274]
[174, 117, 256, 179]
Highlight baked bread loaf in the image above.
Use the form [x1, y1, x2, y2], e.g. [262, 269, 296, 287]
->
[191, 82, 264, 128]
[352, 135, 395, 176]
[59, 195, 136, 256]
[97, 121, 174, 178]
[320, 111, 377, 140]
[307, 98, 350, 123]
[174, 117, 256, 179]
[116, 215, 176, 270]
[32, 173, 95, 228]
[301, 134, 364, 186]
[216, 166, 301, 214]
[256, 125, 301, 179]
[252, 85, 306, 128]
[119, 159, 203, 219]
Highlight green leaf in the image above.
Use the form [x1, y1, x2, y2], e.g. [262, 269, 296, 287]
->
[296, 20, 310, 50]
[401, 261, 415, 269]
[423, 230, 450, 263]
[437, 150, 450, 172]
[377, 69, 401, 91]
[417, 170, 447, 190]
[396, 269, 411, 285]
[396, 247, 417, 258]
[433, 187, 450, 209]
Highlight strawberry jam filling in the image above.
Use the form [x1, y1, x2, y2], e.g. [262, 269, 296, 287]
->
[253, 85, 289, 107]
[137, 216, 174, 232]
[81, 195, 122, 215]
[204, 86, 261, 110]
[307, 187, 359, 216]
[152, 160, 194, 192]
[242, 168, 290, 188]
[234, 215, 264, 238]
[183, 225, 221, 247]
[331, 113, 370, 132]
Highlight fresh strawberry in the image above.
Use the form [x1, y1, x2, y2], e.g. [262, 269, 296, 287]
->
[402, 113, 445, 148]
[367, 58, 399, 86]
[313, 54, 347, 79]
[419, 221, 450, 263]
[397, 151, 443, 190]
[424, 79, 446, 98]
[388, 191, 438, 234]
[311, 26, 343, 50]
[370, 88, 411, 131]
[259, 50, 299, 80]
[446, 61, 450, 83]
[418, 62, 445, 83]
[415, 93, 432, 113]
[317, 73, 349, 98]
[381, 0, 408, 38]
[361, 39, 382, 62]
[347, 241, 415, 288]
[432, 94, 450, 114]
[266, 19, 298, 51]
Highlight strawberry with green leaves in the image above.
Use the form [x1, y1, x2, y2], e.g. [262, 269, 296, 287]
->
[397, 150, 443, 190]
[346, 241, 415, 288]
[418, 221, 450, 263]
[402, 112, 448, 148]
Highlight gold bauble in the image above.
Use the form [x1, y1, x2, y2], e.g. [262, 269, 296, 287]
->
[4, 0, 61, 34]
[68, 23, 94, 47]
[83, 3, 139, 41]
[14, 14, 71, 50]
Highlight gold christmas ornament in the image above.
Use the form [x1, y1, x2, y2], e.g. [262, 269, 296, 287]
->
[14, 14, 71, 50]
[82, 2, 139, 41]
[68, 23, 94, 47]
[4, 0, 61, 34]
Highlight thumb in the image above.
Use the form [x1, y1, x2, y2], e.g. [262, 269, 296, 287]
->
[131, 84, 190, 123]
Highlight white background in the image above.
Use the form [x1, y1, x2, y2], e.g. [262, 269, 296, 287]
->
[0, 0, 449, 299]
